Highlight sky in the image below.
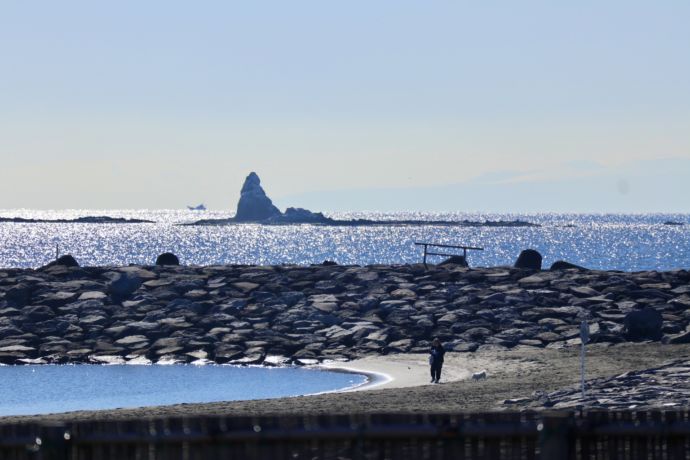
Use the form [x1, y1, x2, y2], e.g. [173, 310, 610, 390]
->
[0, 1, 688, 212]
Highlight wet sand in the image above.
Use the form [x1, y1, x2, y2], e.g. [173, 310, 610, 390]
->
[2, 342, 689, 425]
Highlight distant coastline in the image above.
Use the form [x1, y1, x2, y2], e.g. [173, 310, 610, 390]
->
[185, 217, 539, 227]
[0, 216, 153, 224]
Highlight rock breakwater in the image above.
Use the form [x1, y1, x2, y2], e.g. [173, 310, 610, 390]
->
[513, 358, 690, 409]
[0, 264, 689, 365]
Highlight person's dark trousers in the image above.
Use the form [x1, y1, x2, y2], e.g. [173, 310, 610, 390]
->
[431, 363, 442, 382]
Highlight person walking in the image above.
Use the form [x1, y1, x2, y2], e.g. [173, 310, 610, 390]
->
[429, 338, 445, 383]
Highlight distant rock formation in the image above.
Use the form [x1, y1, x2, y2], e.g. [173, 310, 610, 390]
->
[188, 172, 540, 228]
[234, 172, 282, 222]
[270, 207, 334, 224]
[0, 216, 153, 224]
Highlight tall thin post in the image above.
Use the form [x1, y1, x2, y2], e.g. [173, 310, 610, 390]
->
[580, 341, 585, 399]
[422, 244, 428, 268]
[55, 243, 59, 261]
[580, 320, 589, 399]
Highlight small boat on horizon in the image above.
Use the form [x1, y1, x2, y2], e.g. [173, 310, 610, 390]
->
[187, 204, 207, 211]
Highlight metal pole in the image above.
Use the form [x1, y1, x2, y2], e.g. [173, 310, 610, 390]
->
[580, 340, 585, 399]
[423, 244, 428, 268]
[55, 243, 59, 261]
[579, 320, 589, 400]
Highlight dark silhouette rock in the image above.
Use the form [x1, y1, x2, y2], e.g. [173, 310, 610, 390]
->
[439, 256, 468, 267]
[272, 207, 333, 224]
[624, 308, 663, 341]
[0, 216, 153, 224]
[107, 273, 143, 302]
[24, 305, 55, 322]
[234, 172, 281, 222]
[550, 260, 587, 271]
[664, 330, 690, 344]
[514, 249, 542, 270]
[156, 253, 180, 266]
[5, 284, 33, 307]
[322, 260, 338, 266]
[44, 255, 79, 268]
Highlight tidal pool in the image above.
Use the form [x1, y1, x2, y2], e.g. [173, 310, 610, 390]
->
[0, 365, 367, 416]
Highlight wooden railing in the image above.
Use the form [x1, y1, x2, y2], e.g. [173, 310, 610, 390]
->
[3, 410, 690, 459]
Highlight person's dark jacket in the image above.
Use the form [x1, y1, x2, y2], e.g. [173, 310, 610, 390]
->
[430, 344, 445, 365]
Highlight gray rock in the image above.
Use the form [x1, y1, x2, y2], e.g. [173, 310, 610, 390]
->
[514, 249, 542, 270]
[550, 260, 587, 271]
[115, 335, 149, 346]
[78, 291, 107, 301]
[22, 305, 55, 322]
[5, 284, 33, 306]
[234, 172, 281, 222]
[624, 308, 663, 341]
[664, 330, 690, 344]
[43, 255, 79, 268]
[107, 273, 143, 302]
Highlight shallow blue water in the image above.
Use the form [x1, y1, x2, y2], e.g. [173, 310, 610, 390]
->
[0, 365, 366, 416]
[0, 210, 688, 271]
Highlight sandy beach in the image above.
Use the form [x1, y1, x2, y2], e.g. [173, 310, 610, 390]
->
[321, 353, 472, 390]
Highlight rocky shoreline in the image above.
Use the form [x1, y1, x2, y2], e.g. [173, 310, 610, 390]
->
[1, 261, 689, 366]
[0, 216, 153, 224]
[512, 357, 690, 410]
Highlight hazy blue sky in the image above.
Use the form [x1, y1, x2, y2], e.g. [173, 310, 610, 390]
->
[1, 1, 688, 211]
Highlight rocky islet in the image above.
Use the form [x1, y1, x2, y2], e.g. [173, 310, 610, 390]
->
[190, 172, 539, 227]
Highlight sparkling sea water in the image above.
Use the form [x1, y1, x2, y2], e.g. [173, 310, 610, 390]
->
[0, 210, 688, 271]
[0, 365, 367, 416]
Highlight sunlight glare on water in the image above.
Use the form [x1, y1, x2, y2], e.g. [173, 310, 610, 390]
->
[0, 210, 688, 271]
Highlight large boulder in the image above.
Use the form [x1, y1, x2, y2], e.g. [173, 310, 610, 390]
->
[107, 272, 143, 302]
[439, 256, 468, 267]
[5, 284, 33, 307]
[234, 172, 281, 222]
[550, 260, 587, 271]
[624, 308, 663, 341]
[43, 255, 79, 268]
[664, 330, 690, 344]
[514, 249, 542, 270]
[156, 253, 180, 266]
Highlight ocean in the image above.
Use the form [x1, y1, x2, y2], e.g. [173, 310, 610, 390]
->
[0, 364, 367, 416]
[0, 210, 688, 271]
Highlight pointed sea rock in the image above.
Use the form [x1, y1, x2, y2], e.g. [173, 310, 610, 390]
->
[234, 172, 281, 222]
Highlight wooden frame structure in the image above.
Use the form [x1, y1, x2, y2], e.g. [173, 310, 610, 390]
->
[414, 241, 484, 267]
